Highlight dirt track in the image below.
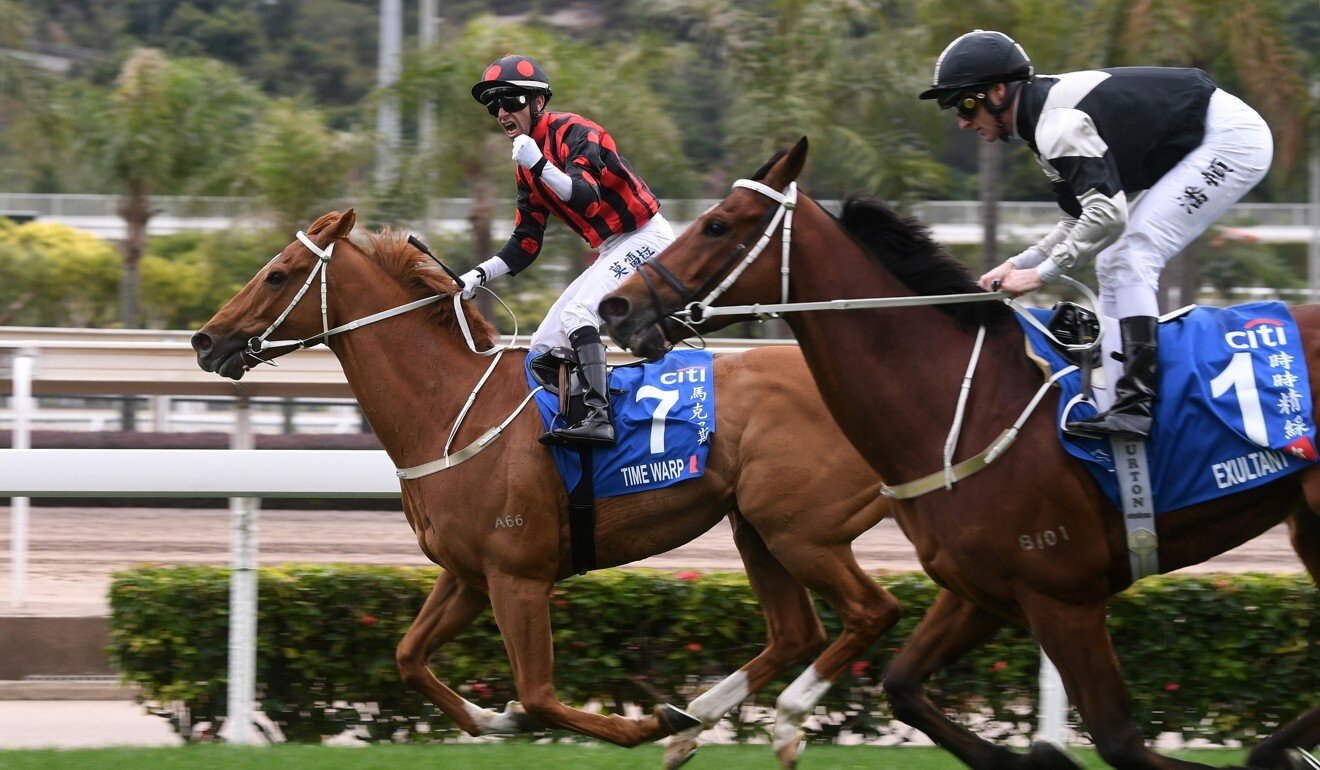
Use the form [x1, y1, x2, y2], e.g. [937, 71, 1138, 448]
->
[0, 505, 1302, 617]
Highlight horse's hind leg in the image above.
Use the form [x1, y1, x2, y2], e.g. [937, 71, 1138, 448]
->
[487, 572, 697, 747]
[665, 513, 828, 770]
[883, 590, 1065, 770]
[396, 570, 533, 736]
[1024, 593, 1224, 770]
[1243, 509, 1320, 769]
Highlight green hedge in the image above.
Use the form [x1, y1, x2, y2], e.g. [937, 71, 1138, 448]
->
[107, 567, 1317, 745]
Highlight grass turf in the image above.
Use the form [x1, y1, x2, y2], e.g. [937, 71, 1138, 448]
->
[0, 743, 1250, 769]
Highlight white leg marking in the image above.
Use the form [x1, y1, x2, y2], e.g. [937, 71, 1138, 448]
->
[463, 699, 526, 734]
[686, 669, 751, 726]
[772, 665, 831, 751]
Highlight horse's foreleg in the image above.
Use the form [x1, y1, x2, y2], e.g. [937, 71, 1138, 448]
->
[883, 590, 1056, 770]
[665, 515, 830, 770]
[396, 570, 530, 736]
[1244, 509, 1320, 770]
[1024, 594, 1215, 770]
[487, 573, 697, 747]
[765, 543, 902, 770]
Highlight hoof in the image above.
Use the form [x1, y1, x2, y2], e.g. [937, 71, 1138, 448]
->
[656, 703, 702, 734]
[663, 727, 701, 770]
[1243, 747, 1311, 770]
[1028, 741, 1083, 770]
[773, 730, 805, 769]
[493, 700, 535, 733]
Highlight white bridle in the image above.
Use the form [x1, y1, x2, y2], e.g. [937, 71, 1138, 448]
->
[244, 230, 542, 479]
[246, 231, 445, 359]
[671, 177, 1104, 500]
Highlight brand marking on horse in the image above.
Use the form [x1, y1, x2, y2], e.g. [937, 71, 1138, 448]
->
[495, 515, 525, 529]
[1018, 525, 1071, 551]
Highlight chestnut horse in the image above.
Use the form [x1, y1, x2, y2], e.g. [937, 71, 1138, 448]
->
[601, 138, 1320, 770]
[190, 209, 902, 768]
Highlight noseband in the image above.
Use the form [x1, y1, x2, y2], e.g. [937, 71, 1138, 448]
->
[635, 180, 797, 342]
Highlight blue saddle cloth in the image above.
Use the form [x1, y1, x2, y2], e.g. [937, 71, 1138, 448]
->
[1021, 301, 1318, 513]
[526, 349, 716, 498]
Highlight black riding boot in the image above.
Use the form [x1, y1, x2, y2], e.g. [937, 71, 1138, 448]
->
[1065, 316, 1159, 439]
[545, 327, 616, 448]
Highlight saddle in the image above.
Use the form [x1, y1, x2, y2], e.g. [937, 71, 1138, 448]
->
[529, 347, 627, 431]
[1044, 301, 1101, 368]
[529, 347, 590, 430]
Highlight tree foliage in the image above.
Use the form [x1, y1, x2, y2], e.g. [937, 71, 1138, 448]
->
[0, 219, 121, 326]
[1074, 0, 1311, 189]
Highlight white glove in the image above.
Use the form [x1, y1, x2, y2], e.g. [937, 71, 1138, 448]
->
[457, 268, 485, 300]
[457, 256, 512, 300]
[511, 135, 543, 170]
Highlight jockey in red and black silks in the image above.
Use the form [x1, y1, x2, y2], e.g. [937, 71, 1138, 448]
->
[501, 110, 661, 267]
[462, 54, 675, 449]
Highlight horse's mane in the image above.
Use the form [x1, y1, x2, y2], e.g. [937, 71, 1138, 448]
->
[355, 230, 501, 349]
[834, 194, 1012, 329]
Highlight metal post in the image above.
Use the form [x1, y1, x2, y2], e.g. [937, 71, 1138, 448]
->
[1308, 81, 1320, 301]
[226, 396, 259, 745]
[375, 0, 404, 188]
[9, 352, 33, 608]
[152, 395, 170, 432]
[418, 0, 438, 158]
[1037, 651, 1068, 747]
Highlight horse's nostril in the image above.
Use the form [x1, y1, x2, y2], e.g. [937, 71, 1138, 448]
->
[599, 296, 631, 321]
[190, 331, 213, 354]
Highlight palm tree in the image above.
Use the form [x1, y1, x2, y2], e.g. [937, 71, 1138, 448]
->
[90, 49, 263, 326]
[1075, 0, 1311, 307]
[1077, 0, 1309, 182]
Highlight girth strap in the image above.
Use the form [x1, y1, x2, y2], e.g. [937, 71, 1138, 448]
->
[568, 447, 597, 574]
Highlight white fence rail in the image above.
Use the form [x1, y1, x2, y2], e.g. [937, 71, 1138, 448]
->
[3, 192, 1314, 244]
[0, 330, 1068, 748]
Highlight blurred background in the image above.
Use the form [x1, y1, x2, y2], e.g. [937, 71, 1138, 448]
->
[0, 0, 1316, 754]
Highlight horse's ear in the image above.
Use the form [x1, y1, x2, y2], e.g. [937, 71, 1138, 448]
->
[765, 136, 809, 188]
[306, 209, 356, 241]
[333, 209, 356, 240]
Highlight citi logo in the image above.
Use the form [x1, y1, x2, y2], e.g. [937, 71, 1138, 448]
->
[1225, 318, 1287, 350]
[661, 366, 708, 385]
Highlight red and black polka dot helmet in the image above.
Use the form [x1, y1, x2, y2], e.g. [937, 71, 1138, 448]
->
[471, 54, 553, 106]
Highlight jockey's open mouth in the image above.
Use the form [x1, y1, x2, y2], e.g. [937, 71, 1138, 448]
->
[499, 116, 520, 137]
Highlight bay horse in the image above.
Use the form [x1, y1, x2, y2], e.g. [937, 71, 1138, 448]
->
[190, 209, 901, 768]
[600, 138, 1320, 770]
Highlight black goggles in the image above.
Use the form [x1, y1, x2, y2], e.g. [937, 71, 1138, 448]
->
[484, 92, 531, 117]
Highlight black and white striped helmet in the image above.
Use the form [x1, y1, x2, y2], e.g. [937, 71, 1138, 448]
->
[919, 30, 1033, 107]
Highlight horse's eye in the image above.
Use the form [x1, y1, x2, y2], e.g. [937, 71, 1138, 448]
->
[703, 218, 730, 237]
[266, 271, 287, 286]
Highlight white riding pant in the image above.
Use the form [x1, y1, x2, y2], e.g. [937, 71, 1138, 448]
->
[1093, 89, 1272, 392]
[1095, 89, 1273, 320]
[530, 213, 675, 354]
